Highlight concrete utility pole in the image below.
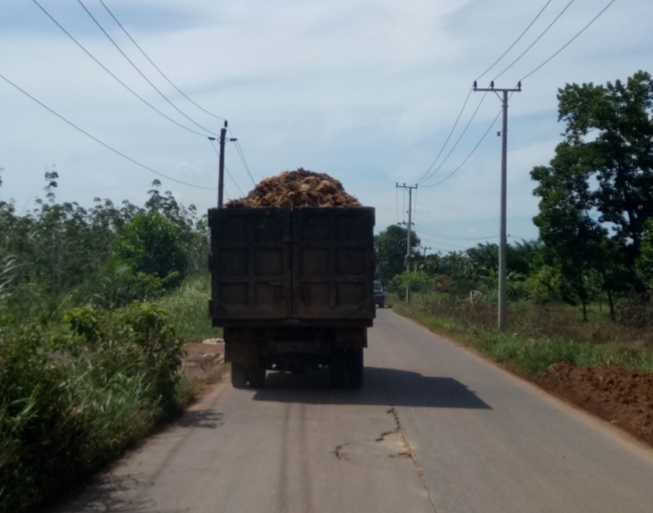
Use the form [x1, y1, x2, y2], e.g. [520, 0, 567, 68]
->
[218, 120, 228, 208]
[473, 81, 521, 331]
[422, 247, 432, 258]
[210, 121, 237, 208]
[396, 183, 418, 303]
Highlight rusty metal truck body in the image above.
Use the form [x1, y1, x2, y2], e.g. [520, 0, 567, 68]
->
[209, 207, 375, 389]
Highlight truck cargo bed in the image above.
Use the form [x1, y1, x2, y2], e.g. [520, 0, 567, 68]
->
[209, 207, 375, 326]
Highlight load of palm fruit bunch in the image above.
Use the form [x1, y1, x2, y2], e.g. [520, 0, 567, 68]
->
[225, 168, 361, 208]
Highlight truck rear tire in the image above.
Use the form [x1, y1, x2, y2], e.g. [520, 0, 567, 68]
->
[248, 366, 266, 388]
[231, 363, 248, 389]
[329, 350, 347, 389]
[346, 348, 364, 390]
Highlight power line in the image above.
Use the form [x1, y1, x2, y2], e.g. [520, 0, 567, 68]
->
[420, 92, 488, 185]
[493, 0, 577, 81]
[417, 87, 473, 183]
[422, 107, 502, 188]
[94, 0, 258, 189]
[228, 127, 257, 186]
[416, 235, 467, 250]
[415, 224, 499, 241]
[520, 0, 618, 82]
[476, 0, 554, 81]
[30, 0, 207, 138]
[75, 0, 219, 137]
[224, 166, 242, 196]
[0, 72, 216, 191]
[418, 1, 555, 184]
[234, 141, 256, 186]
[96, 0, 227, 122]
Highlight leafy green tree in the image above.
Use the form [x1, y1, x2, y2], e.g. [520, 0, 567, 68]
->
[437, 251, 480, 297]
[508, 239, 543, 276]
[526, 264, 562, 304]
[531, 71, 653, 318]
[466, 243, 498, 277]
[388, 271, 432, 294]
[557, 71, 653, 265]
[114, 210, 188, 288]
[532, 154, 610, 320]
[145, 180, 208, 275]
[374, 225, 420, 284]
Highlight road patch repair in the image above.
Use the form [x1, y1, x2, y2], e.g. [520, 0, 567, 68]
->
[332, 406, 439, 513]
[539, 362, 653, 446]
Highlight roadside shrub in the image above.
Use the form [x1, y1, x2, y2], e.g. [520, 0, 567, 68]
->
[0, 302, 183, 513]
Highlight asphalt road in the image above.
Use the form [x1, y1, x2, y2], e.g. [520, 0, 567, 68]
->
[56, 309, 653, 513]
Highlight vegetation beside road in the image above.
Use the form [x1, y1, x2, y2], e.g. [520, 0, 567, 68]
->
[378, 71, 653, 326]
[0, 175, 219, 513]
[392, 293, 653, 446]
[392, 293, 653, 379]
[381, 71, 653, 443]
[158, 274, 220, 343]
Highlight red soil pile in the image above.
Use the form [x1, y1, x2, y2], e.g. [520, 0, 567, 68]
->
[539, 362, 653, 446]
[226, 168, 361, 208]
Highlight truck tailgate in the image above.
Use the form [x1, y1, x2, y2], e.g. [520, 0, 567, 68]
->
[209, 207, 375, 324]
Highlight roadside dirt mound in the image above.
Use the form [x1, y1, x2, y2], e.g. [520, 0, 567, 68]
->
[539, 362, 653, 446]
[226, 168, 361, 208]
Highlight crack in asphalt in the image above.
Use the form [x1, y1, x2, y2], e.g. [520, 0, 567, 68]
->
[333, 442, 350, 461]
[386, 407, 439, 513]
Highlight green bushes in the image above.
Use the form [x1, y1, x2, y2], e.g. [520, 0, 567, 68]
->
[0, 303, 183, 513]
[0, 173, 215, 512]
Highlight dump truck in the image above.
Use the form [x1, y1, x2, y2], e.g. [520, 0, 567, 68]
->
[208, 172, 375, 390]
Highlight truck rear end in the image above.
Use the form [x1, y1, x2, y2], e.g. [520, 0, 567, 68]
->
[209, 206, 375, 389]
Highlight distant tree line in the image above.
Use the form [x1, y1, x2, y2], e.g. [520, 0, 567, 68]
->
[0, 170, 209, 321]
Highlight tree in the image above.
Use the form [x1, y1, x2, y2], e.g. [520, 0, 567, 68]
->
[374, 225, 420, 284]
[114, 210, 188, 288]
[532, 71, 653, 319]
[531, 152, 611, 320]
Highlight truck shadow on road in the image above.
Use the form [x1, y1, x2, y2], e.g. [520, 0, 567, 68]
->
[252, 367, 491, 409]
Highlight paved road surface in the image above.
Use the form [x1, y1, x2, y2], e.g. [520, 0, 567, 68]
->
[56, 309, 653, 513]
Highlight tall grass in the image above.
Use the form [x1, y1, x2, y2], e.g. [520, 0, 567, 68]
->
[158, 274, 221, 341]
[393, 293, 653, 377]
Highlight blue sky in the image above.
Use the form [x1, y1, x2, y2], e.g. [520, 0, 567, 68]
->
[1, 0, 652, 253]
